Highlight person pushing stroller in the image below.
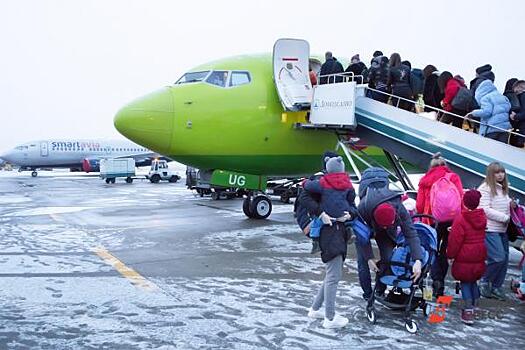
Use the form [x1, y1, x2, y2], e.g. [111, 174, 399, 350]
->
[357, 167, 423, 297]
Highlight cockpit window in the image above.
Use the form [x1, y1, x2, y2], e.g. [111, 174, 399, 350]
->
[205, 71, 229, 87]
[230, 71, 251, 87]
[15, 145, 28, 150]
[175, 71, 210, 84]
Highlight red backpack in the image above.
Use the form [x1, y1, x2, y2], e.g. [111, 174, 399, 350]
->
[429, 173, 461, 222]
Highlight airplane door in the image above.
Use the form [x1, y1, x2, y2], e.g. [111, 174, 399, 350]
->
[273, 38, 312, 111]
[40, 142, 49, 157]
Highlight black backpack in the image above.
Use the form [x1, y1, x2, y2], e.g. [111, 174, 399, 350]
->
[451, 87, 474, 111]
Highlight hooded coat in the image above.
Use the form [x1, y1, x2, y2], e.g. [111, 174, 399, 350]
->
[446, 209, 487, 282]
[471, 80, 511, 136]
[416, 165, 464, 221]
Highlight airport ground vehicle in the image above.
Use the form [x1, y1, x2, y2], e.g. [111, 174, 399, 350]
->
[148, 159, 181, 183]
[100, 158, 135, 184]
[266, 178, 304, 203]
[186, 166, 245, 199]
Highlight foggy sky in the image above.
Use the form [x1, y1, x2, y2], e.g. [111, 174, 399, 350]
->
[0, 0, 523, 152]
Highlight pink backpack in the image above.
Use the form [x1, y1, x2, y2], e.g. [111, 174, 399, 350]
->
[429, 173, 461, 222]
[511, 204, 525, 237]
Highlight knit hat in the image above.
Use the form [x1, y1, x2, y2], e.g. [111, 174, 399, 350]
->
[373, 50, 383, 58]
[463, 189, 481, 210]
[476, 64, 492, 75]
[325, 156, 345, 173]
[373, 203, 396, 227]
[351, 54, 360, 63]
[322, 151, 339, 171]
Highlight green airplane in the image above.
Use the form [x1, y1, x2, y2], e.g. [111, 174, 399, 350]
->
[114, 40, 386, 219]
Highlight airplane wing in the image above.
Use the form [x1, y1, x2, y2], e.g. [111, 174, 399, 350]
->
[114, 152, 173, 166]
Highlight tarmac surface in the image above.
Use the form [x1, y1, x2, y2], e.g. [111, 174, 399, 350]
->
[0, 170, 524, 349]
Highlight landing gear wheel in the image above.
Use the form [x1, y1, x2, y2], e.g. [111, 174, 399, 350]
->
[211, 191, 220, 200]
[110, 178, 116, 184]
[243, 197, 254, 218]
[250, 195, 272, 219]
[105, 178, 110, 184]
[126, 177, 133, 184]
[169, 175, 179, 183]
[150, 174, 161, 183]
[405, 320, 418, 334]
[366, 308, 376, 323]
[31, 171, 38, 177]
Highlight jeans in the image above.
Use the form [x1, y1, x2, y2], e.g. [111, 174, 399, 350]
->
[375, 232, 396, 294]
[461, 282, 480, 307]
[356, 242, 372, 299]
[312, 254, 343, 320]
[431, 221, 452, 294]
[482, 231, 509, 288]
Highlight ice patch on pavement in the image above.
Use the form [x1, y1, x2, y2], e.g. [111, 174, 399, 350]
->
[4, 206, 94, 217]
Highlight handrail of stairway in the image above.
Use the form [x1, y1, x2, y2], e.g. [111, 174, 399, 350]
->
[315, 72, 524, 140]
[317, 72, 365, 84]
[364, 86, 525, 139]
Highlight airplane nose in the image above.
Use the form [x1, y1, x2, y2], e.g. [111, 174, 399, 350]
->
[114, 87, 174, 154]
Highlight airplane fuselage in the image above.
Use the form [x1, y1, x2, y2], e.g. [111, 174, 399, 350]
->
[0, 139, 150, 169]
[114, 54, 348, 177]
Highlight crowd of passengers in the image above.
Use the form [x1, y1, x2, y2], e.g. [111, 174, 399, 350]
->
[296, 152, 525, 328]
[313, 51, 525, 148]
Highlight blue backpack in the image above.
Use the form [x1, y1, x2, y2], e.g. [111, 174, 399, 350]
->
[350, 216, 372, 246]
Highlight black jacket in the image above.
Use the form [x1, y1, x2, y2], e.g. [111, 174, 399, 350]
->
[423, 72, 443, 110]
[296, 176, 358, 263]
[320, 58, 344, 84]
[388, 64, 413, 98]
[515, 92, 525, 122]
[469, 71, 494, 92]
[367, 57, 389, 91]
[504, 91, 521, 113]
[296, 184, 322, 229]
[345, 62, 367, 83]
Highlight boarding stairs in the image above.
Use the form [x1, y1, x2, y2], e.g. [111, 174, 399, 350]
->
[273, 39, 525, 201]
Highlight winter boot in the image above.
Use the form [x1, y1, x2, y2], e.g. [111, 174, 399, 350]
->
[461, 308, 474, 325]
[491, 287, 507, 301]
[310, 240, 321, 255]
[479, 282, 492, 299]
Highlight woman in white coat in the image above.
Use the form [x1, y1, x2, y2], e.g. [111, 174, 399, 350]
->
[478, 162, 514, 300]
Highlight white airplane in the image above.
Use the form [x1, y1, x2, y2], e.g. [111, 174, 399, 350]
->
[0, 139, 160, 177]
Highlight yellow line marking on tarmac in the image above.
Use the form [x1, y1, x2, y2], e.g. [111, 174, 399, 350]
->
[94, 246, 158, 292]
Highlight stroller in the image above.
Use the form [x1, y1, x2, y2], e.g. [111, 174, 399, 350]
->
[365, 214, 438, 333]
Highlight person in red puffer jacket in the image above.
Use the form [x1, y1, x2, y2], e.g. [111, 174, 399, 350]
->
[447, 190, 487, 324]
[416, 153, 463, 297]
[438, 71, 468, 128]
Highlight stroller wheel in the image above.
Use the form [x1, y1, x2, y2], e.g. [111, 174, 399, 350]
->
[405, 320, 418, 334]
[366, 308, 376, 323]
